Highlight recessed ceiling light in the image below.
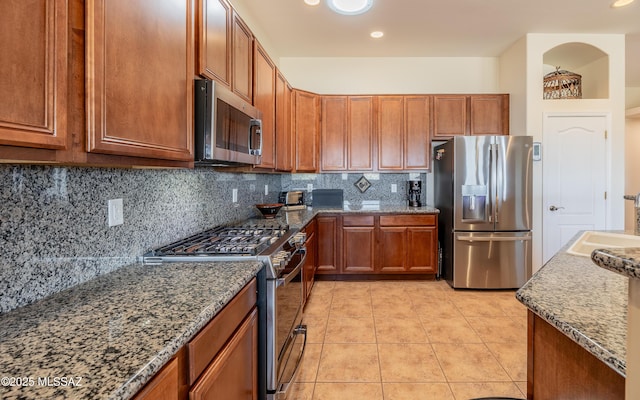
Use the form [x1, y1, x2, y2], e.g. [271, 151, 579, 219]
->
[611, 0, 635, 7]
[327, 0, 373, 15]
[370, 31, 383, 39]
[304, 0, 320, 5]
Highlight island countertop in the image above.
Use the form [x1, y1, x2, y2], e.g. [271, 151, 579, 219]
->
[0, 260, 263, 400]
[592, 247, 640, 279]
[516, 235, 628, 377]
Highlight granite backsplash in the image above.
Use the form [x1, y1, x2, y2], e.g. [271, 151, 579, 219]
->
[0, 165, 281, 314]
[281, 172, 428, 207]
[0, 166, 430, 314]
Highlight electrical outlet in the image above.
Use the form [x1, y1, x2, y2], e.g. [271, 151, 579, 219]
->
[108, 198, 124, 227]
[341, 173, 348, 180]
[307, 183, 313, 192]
[232, 188, 238, 203]
[264, 184, 269, 195]
[391, 184, 397, 193]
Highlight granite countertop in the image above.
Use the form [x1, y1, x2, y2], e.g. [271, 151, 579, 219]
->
[0, 260, 263, 400]
[516, 235, 628, 377]
[592, 247, 640, 279]
[271, 204, 439, 230]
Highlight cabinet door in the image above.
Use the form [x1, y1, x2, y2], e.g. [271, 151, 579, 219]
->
[133, 357, 179, 400]
[293, 90, 319, 172]
[432, 95, 467, 139]
[404, 96, 431, 170]
[406, 227, 437, 273]
[348, 96, 374, 171]
[378, 227, 407, 273]
[342, 227, 375, 273]
[196, 0, 231, 86]
[303, 228, 317, 304]
[231, 11, 253, 103]
[377, 96, 404, 170]
[469, 94, 509, 136]
[86, 0, 193, 161]
[190, 309, 258, 400]
[316, 215, 340, 274]
[275, 71, 293, 171]
[0, 0, 67, 150]
[253, 42, 275, 169]
[321, 96, 347, 171]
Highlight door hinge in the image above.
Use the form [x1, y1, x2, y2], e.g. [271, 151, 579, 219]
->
[605, 191, 608, 200]
[604, 130, 608, 139]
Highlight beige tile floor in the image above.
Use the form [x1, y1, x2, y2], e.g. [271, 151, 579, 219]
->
[290, 280, 528, 400]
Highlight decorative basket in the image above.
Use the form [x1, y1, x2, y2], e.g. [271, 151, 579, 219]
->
[543, 67, 582, 99]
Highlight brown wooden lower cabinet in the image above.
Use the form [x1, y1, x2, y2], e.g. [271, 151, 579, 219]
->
[316, 215, 340, 274]
[315, 213, 438, 277]
[190, 309, 258, 400]
[302, 218, 317, 304]
[528, 311, 624, 399]
[133, 279, 258, 400]
[133, 356, 181, 400]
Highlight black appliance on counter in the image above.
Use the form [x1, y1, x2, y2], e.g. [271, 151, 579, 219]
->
[312, 189, 343, 208]
[143, 221, 307, 400]
[408, 180, 422, 207]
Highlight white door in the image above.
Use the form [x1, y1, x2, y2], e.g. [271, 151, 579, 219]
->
[542, 113, 608, 263]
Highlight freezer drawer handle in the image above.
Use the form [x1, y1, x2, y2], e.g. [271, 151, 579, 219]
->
[456, 235, 532, 242]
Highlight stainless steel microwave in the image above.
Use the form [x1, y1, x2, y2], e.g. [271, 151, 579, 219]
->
[194, 79, 262, 165]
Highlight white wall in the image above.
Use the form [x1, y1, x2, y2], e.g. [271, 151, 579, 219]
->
[575, 56, 610, 99]
[628, 87, 640, 108]
[627, 116, 640, 230]
[499, 37, 528, 135]
[525, 33, 626, 272]
[278, 57, 500, 94]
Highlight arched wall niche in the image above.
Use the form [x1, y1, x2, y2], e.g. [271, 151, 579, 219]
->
[543, 42, 609, 99]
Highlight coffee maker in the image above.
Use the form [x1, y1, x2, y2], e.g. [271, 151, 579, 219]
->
[408, 180, 422, 207]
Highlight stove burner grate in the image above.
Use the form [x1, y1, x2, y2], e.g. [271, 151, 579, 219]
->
[152, 222, 289, 256]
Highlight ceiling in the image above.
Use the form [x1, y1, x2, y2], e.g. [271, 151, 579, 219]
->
[231, 0, 640, 87]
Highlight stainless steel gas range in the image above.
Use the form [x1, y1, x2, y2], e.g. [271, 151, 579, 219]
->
[143, 220, 307, 400]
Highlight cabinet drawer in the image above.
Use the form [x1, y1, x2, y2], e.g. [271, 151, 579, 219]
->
[188, 278, 257, 385]
[342, 215, 374, 226]
[379, 214, 436, 226]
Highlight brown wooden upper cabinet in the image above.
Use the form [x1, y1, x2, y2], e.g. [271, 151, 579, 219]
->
[320, 96, 374, 172]
[196, 0, 254, 106]
[469, 94, 509, 136]
[275, 70, 293, 172]
[293, 90, 320, 172]
[253, 41, 275, 169]
[86, 0, 194, 161]
[377, 96, 431, 171]
[0, 0, 68, 150]
[196, 0, 231, 86]
[432, 94, 509, 139]
[231, 11, 253, 104]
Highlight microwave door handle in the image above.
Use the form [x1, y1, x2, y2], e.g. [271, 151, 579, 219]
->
[249, 118, 262, 156]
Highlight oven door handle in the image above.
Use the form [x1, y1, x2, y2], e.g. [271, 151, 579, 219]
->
[276, 324, 307, 396]
[276, 248, 306, 287]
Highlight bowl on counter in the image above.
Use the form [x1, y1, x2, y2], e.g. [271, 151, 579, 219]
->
[255, 203, 284, 219]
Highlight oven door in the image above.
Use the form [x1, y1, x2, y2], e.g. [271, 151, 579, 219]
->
[266, 248, 307, 399]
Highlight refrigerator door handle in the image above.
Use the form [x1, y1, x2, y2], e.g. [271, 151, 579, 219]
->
[456, 235, 532, 242]
[494, 143, 500, 224]
[488, 143, 497, 223]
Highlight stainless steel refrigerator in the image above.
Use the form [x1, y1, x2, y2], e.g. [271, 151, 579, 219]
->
[434, 136, 532, 289]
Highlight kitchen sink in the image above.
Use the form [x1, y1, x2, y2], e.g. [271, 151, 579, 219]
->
[566, 231, 640, 257]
